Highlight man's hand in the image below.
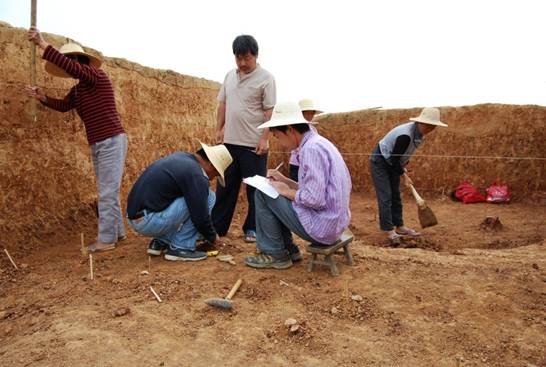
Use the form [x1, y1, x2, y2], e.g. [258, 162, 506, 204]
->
[24, 85, 46, 102]
[28, 27, 48, 50]
[267, 168, 285, 182]
[215, 127, 224, 144]
[211, 237, 223, 248]
[269, 180, 290, 196]
[402, 172, 414, 188]
[255, 135, 269, 155]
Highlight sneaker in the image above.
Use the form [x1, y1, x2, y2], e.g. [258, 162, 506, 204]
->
[256, 247, 301, 262]
[244, 253, 293, 269]
[164, 247, 207, 262]
[147, 239, 168, 256]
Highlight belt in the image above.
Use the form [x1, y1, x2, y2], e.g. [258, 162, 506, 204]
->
[128, 210, 145, 221]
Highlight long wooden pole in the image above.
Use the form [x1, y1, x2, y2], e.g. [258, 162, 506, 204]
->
[30, 0, 37, 122]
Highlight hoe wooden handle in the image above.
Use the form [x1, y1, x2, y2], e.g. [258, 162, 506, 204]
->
[225, 279, 242, 300]
[408, 184, 426, 207]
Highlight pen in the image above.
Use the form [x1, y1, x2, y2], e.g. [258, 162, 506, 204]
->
[267, 162, 284, 180]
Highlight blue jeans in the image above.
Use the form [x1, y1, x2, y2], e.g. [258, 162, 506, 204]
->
[254, 190, 316, 258]
[128, 189, 216, 250]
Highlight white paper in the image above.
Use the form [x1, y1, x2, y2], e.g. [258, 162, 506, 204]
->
[243, 175, 279, 199]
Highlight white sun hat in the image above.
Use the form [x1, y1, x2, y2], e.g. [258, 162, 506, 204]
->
[409, 107, 448, 127]
[257, 101, 308, 129]
[200, 141, 233, 187]
[298, 99, 324, 114]
[45, 43, 102, 78]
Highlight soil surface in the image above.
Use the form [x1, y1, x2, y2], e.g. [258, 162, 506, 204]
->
[1, 193, 545, 367]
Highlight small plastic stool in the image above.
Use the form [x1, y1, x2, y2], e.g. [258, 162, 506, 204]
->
[306, 230, 354, 276]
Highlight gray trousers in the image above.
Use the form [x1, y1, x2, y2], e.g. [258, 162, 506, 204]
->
[91, 133, 128, 243]
[255, 190, 316, 258]
[369, 146, 404, 231]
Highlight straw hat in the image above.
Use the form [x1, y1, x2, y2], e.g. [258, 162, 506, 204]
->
[200, 142, 233, 187]
[298, 99, 323, 114]
[258, 101, 308, 129]
[409, 107, 448, 127]
[45, 43, 102, 78]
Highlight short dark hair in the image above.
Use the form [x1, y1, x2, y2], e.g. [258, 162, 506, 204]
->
[232, 35, 259, 57]
[270, 123, 310, 134]
[196, 148, 210, 161]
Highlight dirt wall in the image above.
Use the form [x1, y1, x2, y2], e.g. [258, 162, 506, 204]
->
[300, 104, 546, 195]
[1, 22, 544, 244]
[0, 23, 218, 242]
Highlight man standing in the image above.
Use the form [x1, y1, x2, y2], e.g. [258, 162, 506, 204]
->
[25, 27, 127, 253]
[126, 143, 232, 261]
[213, 35, 276, 243]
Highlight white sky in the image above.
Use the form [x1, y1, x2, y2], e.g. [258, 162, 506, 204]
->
[1, 0, 545, 112]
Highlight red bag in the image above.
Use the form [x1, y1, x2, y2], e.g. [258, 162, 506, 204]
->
[486, 182, 510, 203]
[454, 182, 487, 204]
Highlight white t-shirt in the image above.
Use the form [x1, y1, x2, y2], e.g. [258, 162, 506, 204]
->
[217, 65, 276, 147]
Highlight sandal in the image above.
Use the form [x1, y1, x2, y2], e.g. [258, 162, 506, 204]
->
[243, 230, 257, 243]
[87, 242, 116, 253]
[396, 227, 421, 237]
[387, 233, 402, 246]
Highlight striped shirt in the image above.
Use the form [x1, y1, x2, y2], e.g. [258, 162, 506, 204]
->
[293, 130, 352, 244]
[289, 125, 317, 166]
[41, 45, 125, 145]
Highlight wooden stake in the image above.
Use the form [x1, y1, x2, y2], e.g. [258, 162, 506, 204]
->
[80, 233, 88, 256]
[89, 254, 94, 280]
[30, 0, 38, 122]
[4, 249, 19, 270]
[150, 286, 162, 303]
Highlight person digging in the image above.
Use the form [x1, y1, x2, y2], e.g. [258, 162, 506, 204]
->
[369, 107, 448, 244]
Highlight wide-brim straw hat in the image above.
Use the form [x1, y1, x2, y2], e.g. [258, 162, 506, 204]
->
[298, 99, 323, 114]
[45, 43, 102, 78]
[200, 141, 233, 187]
[409, 107, 448, 127]
[258, 101, 308, 129]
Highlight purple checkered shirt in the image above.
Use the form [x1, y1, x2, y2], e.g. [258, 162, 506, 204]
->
[293, 130, 352, 244]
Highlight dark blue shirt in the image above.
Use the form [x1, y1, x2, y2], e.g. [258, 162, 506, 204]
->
[127, 152, 216, 242]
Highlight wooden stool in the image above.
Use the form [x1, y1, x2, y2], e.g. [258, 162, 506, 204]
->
[306, 230, 354, 276]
